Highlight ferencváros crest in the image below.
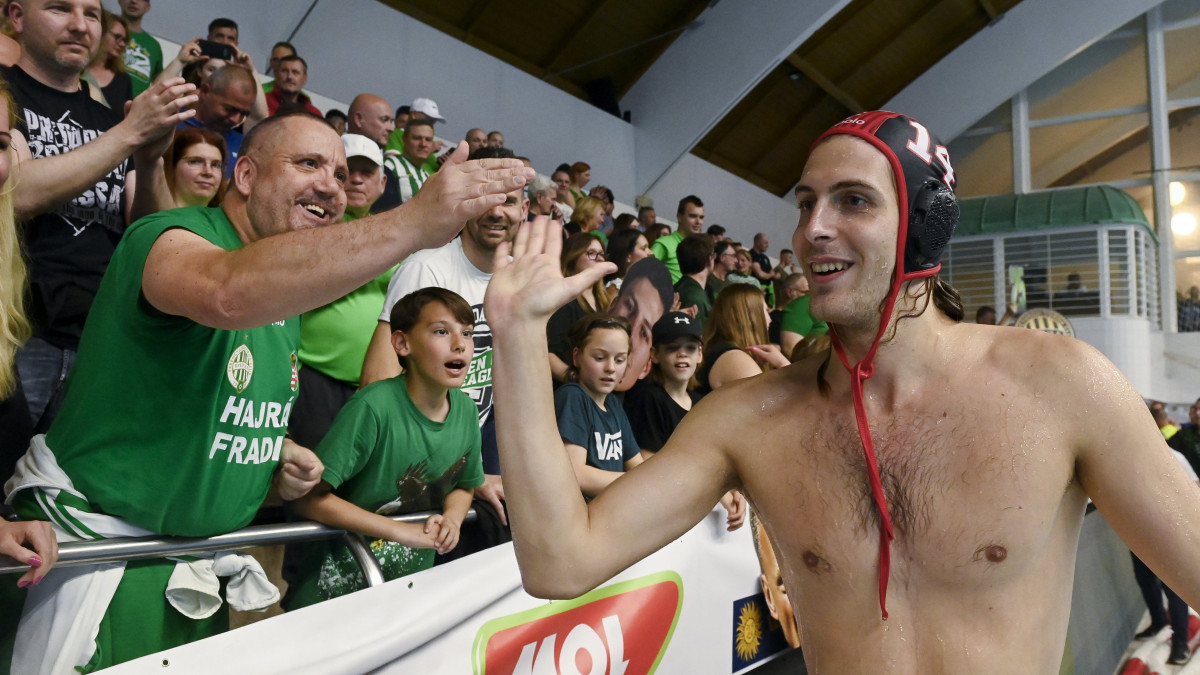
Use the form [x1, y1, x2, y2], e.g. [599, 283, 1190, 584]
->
[227, 344, 254, 393]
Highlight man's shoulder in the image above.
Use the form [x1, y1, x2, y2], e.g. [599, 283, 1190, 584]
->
[128, 206, 238, 251]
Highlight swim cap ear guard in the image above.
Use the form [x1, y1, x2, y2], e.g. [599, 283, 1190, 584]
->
[810, 111, 960, 620]
[907, 179, 959, 274]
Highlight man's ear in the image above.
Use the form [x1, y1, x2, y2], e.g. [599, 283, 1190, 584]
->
[232, 155, 255, 198]
[760, 573, 780, 620]
[7, 1, 21, 33]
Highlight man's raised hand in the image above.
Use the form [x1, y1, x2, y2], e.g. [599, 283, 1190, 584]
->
[401, 141, 534, 251]
[485, 216, 616, 328]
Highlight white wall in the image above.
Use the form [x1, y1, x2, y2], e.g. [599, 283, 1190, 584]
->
[645, 153, 799, 249]
[120, 0, 800, 246]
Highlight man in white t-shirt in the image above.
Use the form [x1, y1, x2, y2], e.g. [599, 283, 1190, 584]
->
[360, 161, 528, 530]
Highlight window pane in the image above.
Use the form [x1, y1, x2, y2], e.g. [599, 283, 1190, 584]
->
[1165, 23, 1200, 99]
[948, 131, 1013, 198]
[1174, 256, 1200, 331]
[943, 239, 995, 318]
[1047, 231, 1101, 317]
[1029, 114, 1150, 190]
[1170, 180, 1200, 251]
[1028, 29, 1146, 120]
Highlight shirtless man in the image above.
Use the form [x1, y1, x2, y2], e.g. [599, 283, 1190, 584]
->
[485, 111, 1200, 673]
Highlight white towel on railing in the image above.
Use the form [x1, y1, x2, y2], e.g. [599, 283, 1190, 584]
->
[6, 435, 279, 674]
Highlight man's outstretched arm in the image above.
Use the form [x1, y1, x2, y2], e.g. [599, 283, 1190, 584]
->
[488, 217, 735, 598]
[144, 143, 533, 330]
[1073, 341, 1200, 609]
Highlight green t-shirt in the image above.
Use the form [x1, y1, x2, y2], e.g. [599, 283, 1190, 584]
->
[45, 207, 301, 537]
[123, 31, 162, 98]
[780, 295, 828, 338]
[650, 231, 684, 284]
[298, 215, 396, 383]
[674, 276, 710, 330]
[289, 376, 484, 607]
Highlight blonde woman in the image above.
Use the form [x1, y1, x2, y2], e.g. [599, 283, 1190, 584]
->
[0, 75, 59, 589]
[695, 283, 789, 397]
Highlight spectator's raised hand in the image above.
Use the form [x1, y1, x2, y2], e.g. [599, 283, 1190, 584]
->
[0, 520, 58, 588]
[228, 46, 255, 72]
[485, 216, 616, 327]
[123, 77, 197, 150]
[275, 439, 324, 501]
[174, 38, 208, 66]
[403, 141, 534, 252]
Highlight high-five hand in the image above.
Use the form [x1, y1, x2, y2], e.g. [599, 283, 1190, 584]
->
[485, 216, 616, 327]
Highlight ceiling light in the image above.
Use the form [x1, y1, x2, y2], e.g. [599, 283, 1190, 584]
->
[1172, 211, 1196, 237]
[1171, 181, 1186, 206]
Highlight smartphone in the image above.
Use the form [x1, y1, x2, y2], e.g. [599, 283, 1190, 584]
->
[197, 39, 234, 62]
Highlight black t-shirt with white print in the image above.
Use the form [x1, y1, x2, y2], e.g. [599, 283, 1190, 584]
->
[3, 65, 128, 349]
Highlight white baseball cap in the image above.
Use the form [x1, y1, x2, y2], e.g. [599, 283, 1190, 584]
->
[410, 97, 446, 123]
[342, 133, 383, 166]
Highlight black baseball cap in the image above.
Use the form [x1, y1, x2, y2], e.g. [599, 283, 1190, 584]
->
[652, 312, 702, 346]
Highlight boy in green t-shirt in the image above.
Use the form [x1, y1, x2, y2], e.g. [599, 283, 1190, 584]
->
[287, 288, 484, 608]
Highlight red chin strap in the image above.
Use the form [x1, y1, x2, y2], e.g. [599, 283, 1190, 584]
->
[828, 266, 938, 621]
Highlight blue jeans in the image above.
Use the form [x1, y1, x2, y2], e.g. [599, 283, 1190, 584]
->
[14, 337, 75, 428]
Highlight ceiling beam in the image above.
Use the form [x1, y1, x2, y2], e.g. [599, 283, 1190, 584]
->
[621, 0, 853, 197]
[976, 0, 1000, 21]
[786, 53, 861, 113]
[542, 0, 617, 75]
[463, 0, 497, 36]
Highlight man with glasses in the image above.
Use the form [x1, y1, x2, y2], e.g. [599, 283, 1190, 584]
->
[709, 240, 737, 297]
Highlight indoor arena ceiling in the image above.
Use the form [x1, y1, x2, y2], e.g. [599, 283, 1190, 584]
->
[378, 0, 1028, 197]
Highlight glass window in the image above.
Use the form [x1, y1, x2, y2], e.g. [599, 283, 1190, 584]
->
[1170, 181, 1200, 251]
[1174, 257, 1200, 331]
[948, 131, 1013, 198]
[1029, 114, 1150, 190]
[943, 239, 996, 315]
[1027, 28, 1146, 120]
[1165, 23, 1200, 98]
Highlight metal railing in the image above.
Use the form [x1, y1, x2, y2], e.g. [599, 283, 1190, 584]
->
[0, 509, 477, 590]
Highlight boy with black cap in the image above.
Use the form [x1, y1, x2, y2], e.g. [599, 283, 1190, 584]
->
[485, 111, 1200, 673]
[623, 311, 703, 457]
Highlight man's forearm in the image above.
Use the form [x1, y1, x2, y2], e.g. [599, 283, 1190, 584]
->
[129, 155, 174, 222]
[493, 320, 594, 581]
[152, 203, 442, 330]
[13, 126, 139, 218]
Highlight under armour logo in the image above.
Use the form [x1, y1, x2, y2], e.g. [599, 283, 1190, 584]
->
[674, 316, 689, 324]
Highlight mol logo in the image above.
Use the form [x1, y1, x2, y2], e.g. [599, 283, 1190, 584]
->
[472, 572, 682, 675]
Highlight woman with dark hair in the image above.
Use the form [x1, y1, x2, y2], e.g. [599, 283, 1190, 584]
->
[695, 283, 789, 398]
[84, 11, 133, 112]
[604, 228, 650, 296]
[164, 126, 228, 208]
[547, 233, 610, 383]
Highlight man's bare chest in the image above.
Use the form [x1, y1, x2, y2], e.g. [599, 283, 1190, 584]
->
[737, 396, 1080, 585]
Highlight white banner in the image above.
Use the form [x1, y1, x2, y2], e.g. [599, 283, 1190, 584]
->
[109, 508, 797, 674]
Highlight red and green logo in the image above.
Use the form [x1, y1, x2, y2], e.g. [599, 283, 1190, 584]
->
[472, 572, 683, 675]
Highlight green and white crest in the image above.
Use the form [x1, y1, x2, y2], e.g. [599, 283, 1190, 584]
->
[227, 344, 255, 393]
